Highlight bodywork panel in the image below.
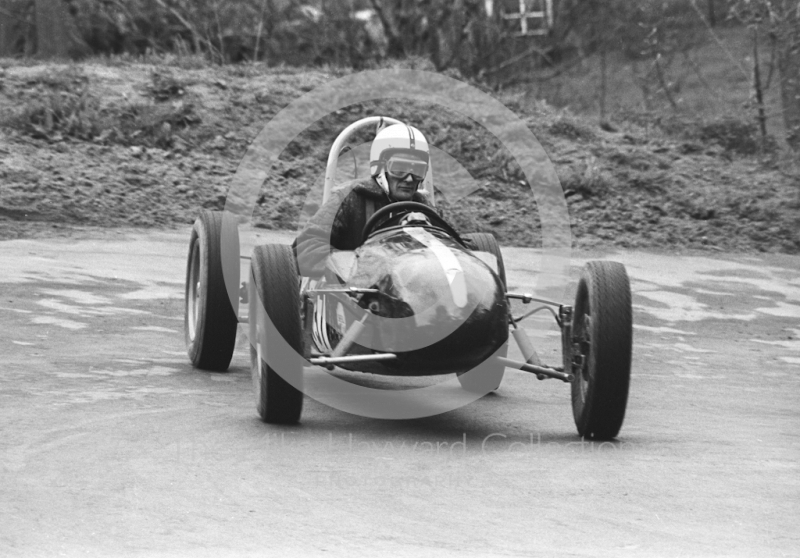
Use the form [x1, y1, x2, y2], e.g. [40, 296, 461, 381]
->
[311, 226, 508, 376]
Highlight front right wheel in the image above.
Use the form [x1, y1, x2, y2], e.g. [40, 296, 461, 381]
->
[184, 210, 240, 371]
[461, 232, 506, 289]
[570, 261, 632, 440]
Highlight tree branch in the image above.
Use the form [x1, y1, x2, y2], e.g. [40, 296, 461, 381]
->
[152, 0, 203, 54]
[368, 0, 404, 57]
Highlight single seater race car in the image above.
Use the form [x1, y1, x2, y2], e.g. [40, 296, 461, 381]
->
[184, 116, 633, 439]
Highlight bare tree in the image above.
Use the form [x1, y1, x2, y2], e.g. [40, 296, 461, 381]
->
[774, 2, 800, 150]
[734, 0, 800, 150]
[367, 0, 498, 75]
[368, 0, 406, 58]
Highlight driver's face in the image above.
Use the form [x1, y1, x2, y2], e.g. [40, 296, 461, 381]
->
[387, 173, 421, 201]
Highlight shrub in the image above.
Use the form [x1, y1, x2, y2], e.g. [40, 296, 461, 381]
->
[3, 68, 103, 140]
[698, 118, 776, 155]
[613, 111, 778, 156]
[147, 69, 192, 101]
[559, 158, 610, 198]
[115, 101, 201, 147]
[14, 87, 103, 140]
[2, 67, 202, 147]
[548, 116, 596, 141]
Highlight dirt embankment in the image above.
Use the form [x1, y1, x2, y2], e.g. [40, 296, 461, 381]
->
[0, 61, 798, 253]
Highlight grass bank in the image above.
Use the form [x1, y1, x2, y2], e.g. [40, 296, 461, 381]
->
[0, 58, 797, 253]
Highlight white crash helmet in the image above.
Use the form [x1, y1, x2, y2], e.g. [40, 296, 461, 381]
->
[369, 124, 430, 194]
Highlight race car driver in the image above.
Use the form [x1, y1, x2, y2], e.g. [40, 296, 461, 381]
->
[293, 123, 434, 278]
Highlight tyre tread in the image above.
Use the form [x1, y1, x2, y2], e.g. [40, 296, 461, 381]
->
[571, 260, 632, 439]
[250, 244, 304, 424]
[462, 232, 506, 289]
[185, 210, 239, 371]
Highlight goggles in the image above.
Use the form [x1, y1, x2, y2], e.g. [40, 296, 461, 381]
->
[385, 156, 428, 181]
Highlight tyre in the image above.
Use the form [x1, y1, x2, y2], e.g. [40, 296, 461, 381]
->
[462, 232, 506, 289]
[570, 261, 632, 439]
[184, 210, 240, 371]
[249, 244, 304, 424]
[457, 232, 507, 393]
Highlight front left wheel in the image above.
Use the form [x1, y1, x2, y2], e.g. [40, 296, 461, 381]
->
[249, 244, 304, 424]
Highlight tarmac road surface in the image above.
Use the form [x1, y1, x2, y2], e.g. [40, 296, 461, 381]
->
[1, 228, 798, 557]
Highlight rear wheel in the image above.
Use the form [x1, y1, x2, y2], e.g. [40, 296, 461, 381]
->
[184, 210, 240, 371]
[570, 261, 632, 439]
[462, 232, 506, 289]
[249, 244, 304, 424]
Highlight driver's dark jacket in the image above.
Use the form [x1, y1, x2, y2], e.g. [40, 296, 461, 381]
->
[292, 176, 431, 278]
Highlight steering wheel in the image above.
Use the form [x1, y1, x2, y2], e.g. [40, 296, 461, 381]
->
[361, 201, 463, 244]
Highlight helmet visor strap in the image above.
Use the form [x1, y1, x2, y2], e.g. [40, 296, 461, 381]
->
[385, 157, 428, 181]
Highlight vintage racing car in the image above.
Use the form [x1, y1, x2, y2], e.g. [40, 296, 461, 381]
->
[184, 117, 633, 439]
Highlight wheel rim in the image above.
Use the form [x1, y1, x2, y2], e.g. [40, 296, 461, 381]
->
[252, 318, 265, 408]
[187, 242, 201, 342]
[575, 303, 592, 404]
